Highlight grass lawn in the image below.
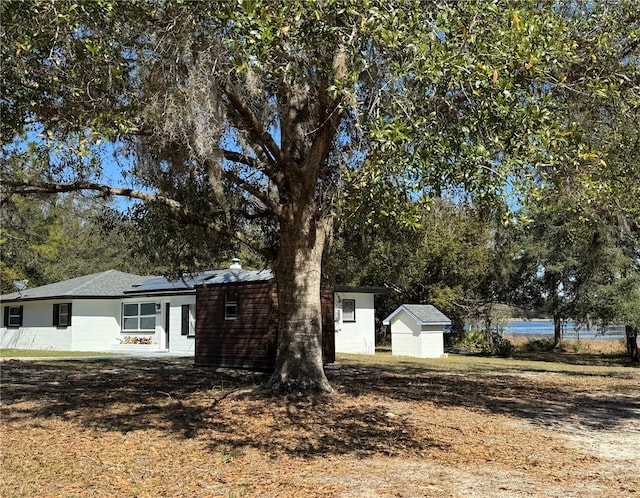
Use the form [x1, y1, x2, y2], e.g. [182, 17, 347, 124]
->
[0, 349, 120, 358]
[1, 349, 639, 497]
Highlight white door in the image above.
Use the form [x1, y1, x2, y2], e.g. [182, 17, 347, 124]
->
[160, 301, 171, 351]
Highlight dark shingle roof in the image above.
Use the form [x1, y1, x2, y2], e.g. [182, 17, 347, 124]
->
[1, 267, 276, 303]
[0, 270, 149, 302]
[383, 304, 451, 325]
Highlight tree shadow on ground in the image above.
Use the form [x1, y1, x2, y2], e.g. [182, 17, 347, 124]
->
[2, 355, 638, 460]
[512, 350, 633, 367]
[198, 390, 446, 458]
[327, 361, 640, 432]
[0, 358, 443, 459]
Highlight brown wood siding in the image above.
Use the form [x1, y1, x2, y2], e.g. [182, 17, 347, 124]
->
[195, 281, 278, 371]
[195, 279, 335, 371]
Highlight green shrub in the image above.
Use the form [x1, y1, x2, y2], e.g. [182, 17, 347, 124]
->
[490, 333, 514, 357]
[450, 330, 512, 356]
[450, 330, 487, 350]
[517, 338, 556, 353]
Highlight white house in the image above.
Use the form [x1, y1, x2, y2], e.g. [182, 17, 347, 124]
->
[0, 270, 199, 354]
[334, 286, 384, 355]
[383, 304, 451, 358]
[1, 268, 383, 356]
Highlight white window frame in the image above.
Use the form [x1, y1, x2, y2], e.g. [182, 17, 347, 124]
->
[53, 303, 71, 327]
[225, 292, 238, 320]
[7, 306, 22, 327]
[181, 304, 196, 337]
[122, 302, 157, 332]
[59, 303, 70, 326]
[342, 299, 356, 322]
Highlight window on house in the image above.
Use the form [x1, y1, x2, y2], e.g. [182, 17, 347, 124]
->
[53, 303, 72, 327]
[3, 305, 23, 328]
[225, 292, 238, 320]
[181, 304, 195, 336]
[342, 299, 356, 322]
[122, 302, 156, 331]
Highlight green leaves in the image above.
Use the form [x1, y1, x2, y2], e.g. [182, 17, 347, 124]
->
[3, 0, 638, 290]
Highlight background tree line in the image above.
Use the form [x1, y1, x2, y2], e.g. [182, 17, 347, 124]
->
[4, 184, 639, 362]
[1, 0, 638, 390]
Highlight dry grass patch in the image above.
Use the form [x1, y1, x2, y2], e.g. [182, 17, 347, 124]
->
[1, 354, 639, 497]
[0, 349, 121, 358]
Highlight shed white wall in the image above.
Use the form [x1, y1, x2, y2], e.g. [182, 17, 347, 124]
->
[334, 292, 376, 354]
[389, 312, 445, 358]
[419, 324, 445, 358]
[390, 310, 421, 357]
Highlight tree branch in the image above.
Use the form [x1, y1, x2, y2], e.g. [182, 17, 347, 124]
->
[301, 47, 348, 183]
[220, 167, 283, 218]
[2, 179, 268, 256]
[222, 79, 283, 167]
[221, 149, 266, 171]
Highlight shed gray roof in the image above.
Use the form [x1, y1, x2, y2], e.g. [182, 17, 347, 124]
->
[0, 270, 149, 302]
[383, 304, 451, 325]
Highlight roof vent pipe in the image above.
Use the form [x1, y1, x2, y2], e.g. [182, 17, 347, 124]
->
[230, 258, 242, 271]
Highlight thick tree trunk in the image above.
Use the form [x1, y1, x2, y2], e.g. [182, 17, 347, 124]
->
[268, 213, 333, 393]
[553, 314, 562, 349]
[626, 325, 639, 364]
[484, 311, 494, 352]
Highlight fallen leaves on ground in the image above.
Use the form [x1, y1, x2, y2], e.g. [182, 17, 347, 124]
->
[1, 354, 639, 497]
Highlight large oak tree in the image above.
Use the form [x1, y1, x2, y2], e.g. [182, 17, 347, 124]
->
[3, 0, 634, 389]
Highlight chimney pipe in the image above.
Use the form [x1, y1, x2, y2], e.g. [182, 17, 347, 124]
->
[230, 258, 242, 271]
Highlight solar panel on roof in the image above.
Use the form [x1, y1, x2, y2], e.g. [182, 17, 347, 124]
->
[126, 275, 201, 293]
[201, 269, 273, 285]
[124, 270, 273, 293]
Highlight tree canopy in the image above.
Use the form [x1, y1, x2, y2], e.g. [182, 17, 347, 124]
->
[2, 0, 639, 386]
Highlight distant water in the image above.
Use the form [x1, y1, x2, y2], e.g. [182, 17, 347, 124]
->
[502, 321, 625, 339]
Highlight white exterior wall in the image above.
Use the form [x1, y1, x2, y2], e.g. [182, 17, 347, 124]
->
[2, 295, 197, 354]
[390, 311, 421, 357]
[116, 297, 164, 351]
[71, 299, 122, 351]
[115, 295, 196, 354]
[419, 324, 445, 358]
[165, 295, 196, 354]
[1, 300, 72, 350]
[390, 312, 445, 358]
[334, 292, 376, 354]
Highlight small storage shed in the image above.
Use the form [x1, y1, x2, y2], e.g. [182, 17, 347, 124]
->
[383, 304, 451, 358]
[195, 268, 335, 371]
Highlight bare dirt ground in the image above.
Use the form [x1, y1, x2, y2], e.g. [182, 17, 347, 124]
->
[1, 350, 638, 497]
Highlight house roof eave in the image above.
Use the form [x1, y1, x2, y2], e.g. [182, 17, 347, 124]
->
[335, 286, 387, 294]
